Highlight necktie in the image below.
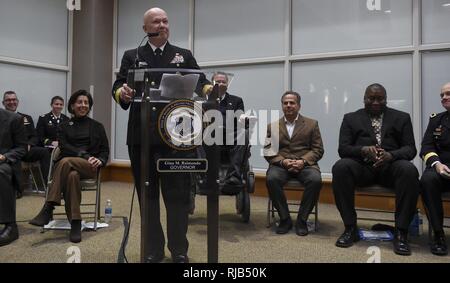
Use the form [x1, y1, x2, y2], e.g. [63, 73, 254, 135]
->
[154, 48, 162, 66]
[371, 115, 383, 146]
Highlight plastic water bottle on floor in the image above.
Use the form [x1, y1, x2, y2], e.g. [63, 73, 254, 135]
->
[409, 209, 422, 236]
[418, 209, 423, 236]
[104, 199, 112, 224]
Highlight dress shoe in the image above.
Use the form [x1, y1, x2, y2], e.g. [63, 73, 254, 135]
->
[335, 226, 360, 248]
[69, 220, 82, 243]
[145, 254, 164, 263]
[393, 229, 411, 256]
[295, 219, 308, 236]
[276, 218, 293, 234]
[29, 203, 54, 226]
[430, 231, 448, 256]
[0, 223, 19, 247]
[172, 254, 189, 263]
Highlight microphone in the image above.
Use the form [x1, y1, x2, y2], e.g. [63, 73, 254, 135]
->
[134, 32, 160, 68]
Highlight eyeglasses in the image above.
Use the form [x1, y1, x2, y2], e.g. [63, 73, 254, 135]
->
[440, 91, 450, 98]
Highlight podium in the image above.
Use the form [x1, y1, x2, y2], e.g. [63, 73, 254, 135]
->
[126, 68, 222, 263]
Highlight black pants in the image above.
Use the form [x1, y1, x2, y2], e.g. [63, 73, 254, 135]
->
[266, 165, 322, 222]
[420, 167, 450, 233]
[332, 158, 420, 230]
[0, 163, 15, 224]
[129, 145, 192, 257]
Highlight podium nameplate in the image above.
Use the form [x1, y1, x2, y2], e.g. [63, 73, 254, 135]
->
[157, 158, 208, 173]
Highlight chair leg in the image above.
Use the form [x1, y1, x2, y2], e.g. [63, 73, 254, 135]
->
[29, 168, 39, 192]
[314, 203, 319, 232]
[35, 164, 47, 192]
[94, 185, 101, 231]
[38, 165, 47, 192]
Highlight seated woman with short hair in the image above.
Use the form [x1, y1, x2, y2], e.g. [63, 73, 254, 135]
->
[29, 90, 109, 243]
[36, 95, 69, 149]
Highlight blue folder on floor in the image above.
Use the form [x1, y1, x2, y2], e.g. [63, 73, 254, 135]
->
[359, 228, 394, 241]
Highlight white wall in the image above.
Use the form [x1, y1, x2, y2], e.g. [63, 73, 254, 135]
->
[0, 0, 70, 124]
[113, 0, 450, 175]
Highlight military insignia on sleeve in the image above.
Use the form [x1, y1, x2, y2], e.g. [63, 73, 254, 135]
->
[430, 113, 437, 118]
[433, 125, 442, 137]
[170, 53, 184, 64]
[69, 121, 74, 126]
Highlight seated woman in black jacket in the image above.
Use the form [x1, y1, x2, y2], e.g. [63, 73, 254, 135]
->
[29, 90, 109, 243]
[36, 95, 69, 149]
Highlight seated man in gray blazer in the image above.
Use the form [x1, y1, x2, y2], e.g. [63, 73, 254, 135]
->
[264, 91, 324, 236]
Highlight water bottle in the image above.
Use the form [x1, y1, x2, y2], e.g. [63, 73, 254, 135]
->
[418, 209, 423, 236]
[409, 209, 421, 236]
[104, 199, 112, 224]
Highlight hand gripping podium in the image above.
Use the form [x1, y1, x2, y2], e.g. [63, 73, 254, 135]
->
[127, 68, 222, 263]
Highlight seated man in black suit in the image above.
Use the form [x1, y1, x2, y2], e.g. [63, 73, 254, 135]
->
[419, 82, 450, 256]
[332, 83, 420, 256]
[3, 91, 51, 196]
[0, 108, 26, 246]
[207, 72, 248, 194]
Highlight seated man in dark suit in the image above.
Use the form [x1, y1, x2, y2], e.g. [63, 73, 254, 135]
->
[332, 83, 420, 256]
[0, 108, 26, 246]
[419, 82, 450, 256]
[207, 72, 248, 194]
[2, 91, 51, 195]
[264, 91, 324, 236]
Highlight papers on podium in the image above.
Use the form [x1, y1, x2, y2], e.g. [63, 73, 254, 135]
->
[159, 73, 200, 99]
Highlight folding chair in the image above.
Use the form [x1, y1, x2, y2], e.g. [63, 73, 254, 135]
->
[21, 161, 46, 194]
[45, 147, 102, 231]
[267, 178, 319, 231]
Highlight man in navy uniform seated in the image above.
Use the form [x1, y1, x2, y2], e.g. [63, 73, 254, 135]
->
[420, 82, 450, 256]
[206, 72, 248, 194]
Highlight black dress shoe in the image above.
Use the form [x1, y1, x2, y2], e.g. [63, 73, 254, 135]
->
[0, 223, 19, 247]
[276, 218, 293, 234]
[16, 191, 23, 199]
[145, 254, 164, 263]
[172, 254, 189, 263]
[29, 203, 54, 227]
[393, 229, 411, 256]
[335, 226, 360, 248]
[69, 220, 82, 243]
[430, 231, 448, 256]
[295, 220, 308, 236]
